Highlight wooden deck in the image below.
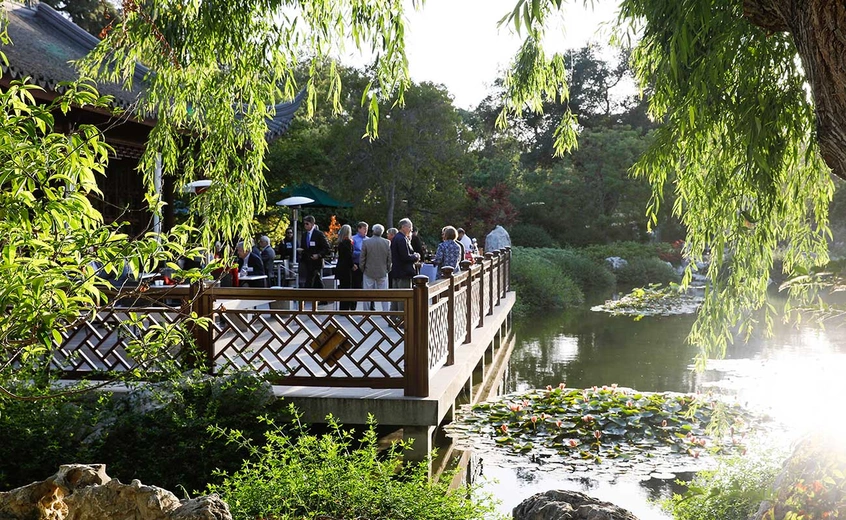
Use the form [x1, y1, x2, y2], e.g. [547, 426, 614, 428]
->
[51, 249, 515, 467]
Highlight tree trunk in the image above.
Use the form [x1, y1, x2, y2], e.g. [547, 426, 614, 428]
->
[386, 181, 396, 229]
[744, 0, 846, 180]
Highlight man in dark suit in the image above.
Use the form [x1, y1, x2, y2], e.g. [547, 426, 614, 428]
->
[389, 218, 420, 314]
[300, 215, 330, 289]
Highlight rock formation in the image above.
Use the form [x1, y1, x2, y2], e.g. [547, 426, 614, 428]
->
[0, 464, 231, 520]
[513, 490, 640, 520]
[484, 225, 511, 254]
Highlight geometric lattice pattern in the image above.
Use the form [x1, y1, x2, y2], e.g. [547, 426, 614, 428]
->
[453, 285, 469, 346]
[427, 298, 449, 371]
[52, 306, 184, 375]
[51, 250, 513, 395]
[211, 307, 407, 386]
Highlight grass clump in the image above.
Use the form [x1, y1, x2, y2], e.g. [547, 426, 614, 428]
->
[207, 410, 499, 520]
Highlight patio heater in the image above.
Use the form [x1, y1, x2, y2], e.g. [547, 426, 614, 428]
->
[275, 196, 314, 288]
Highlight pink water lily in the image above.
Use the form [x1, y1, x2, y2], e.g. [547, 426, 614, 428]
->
[568, 439, 577, 447]
[531, 416, 538, 424]
[661, 419, 667, 427]
[594, 430, 602, 440]
[626, 400, 634, 408]
[546, 385, 553, 391]
[540, 413, 548, 420]
[500, 424, 508, 433]
[559, 382, 566, 390]
[556, 419, 563, 428]
[582, 414, 594, 423]
[509, 404, 522, 412]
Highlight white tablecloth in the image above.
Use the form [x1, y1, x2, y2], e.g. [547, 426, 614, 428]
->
[420, 263, 438, 282]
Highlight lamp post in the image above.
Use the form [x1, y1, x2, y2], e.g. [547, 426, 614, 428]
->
[275, 196, 314, 288]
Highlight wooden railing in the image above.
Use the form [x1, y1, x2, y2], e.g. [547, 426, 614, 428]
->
[52, 248, 512, 397]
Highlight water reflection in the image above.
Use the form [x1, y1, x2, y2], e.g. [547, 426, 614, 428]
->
[507, 308, 699, 393]
[474, 301, 846, 519]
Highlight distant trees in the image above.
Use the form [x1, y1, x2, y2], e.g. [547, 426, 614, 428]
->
[40, 0, 120, 37]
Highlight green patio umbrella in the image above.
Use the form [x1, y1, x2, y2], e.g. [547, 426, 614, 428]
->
[278, 183, 352, 208]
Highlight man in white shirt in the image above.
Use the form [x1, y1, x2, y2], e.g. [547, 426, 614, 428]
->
[457, 228, 474, 258]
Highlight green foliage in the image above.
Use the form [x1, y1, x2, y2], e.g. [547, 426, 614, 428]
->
[662, 449, 783, 520]
[83, 372, 289, 493]
[501, 0, 834, 363]
[78, 0, 418, 247]
[615, 257, 681, 288]
[0, 385, 102, 489]
[757, 434, 846, 520]
[456, 385, 751, 466]
[511, 248, 585, 316]
[581, 241, 664, 265]
[0, 372, 289, 493]
[207, 410, 499, 520]
[510, 223, 558, 248]
[528, 247, 616, 292]
[596, 283, 702, 317]
[0, 76, 206, 392]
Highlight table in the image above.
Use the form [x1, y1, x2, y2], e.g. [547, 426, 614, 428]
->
[239, 274, 267, 287]
[419, 263, 438, 283]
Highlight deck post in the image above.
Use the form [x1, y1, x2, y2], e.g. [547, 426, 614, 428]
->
[492, 250, 502, 307]
[403, 425, 435, 477]
[485, 253, 494, 316]
[443, 266, 456, 366]
[504, 246, 511, 292]
[477, 261, 485, 328]
[188, 282, 215, 374]
[405, 275, 430, 397]
[460, 260, 472, 344]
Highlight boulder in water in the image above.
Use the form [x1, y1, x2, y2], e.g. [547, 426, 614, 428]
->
[513, 490, 640, 520]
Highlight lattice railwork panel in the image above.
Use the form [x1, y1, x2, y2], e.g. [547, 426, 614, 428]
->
[428, 299, 449, 371]
[454, 287, 468, 346]
[54, 308, 184, 375]
[483, 274, 490, 316]
[211, 309, 406, 383]
[492, 266, 500, 305]
[471, 279, 481, 326]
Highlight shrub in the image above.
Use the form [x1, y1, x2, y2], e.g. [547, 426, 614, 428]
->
[85, 371, 290, 493]
[510, 223, 558, 248]
[529, 248, 616, 292]
[662, 449, 784, 520]
[0, 371, 291, 493]
[207, 411, 499, 520]
[511, 248, 584, 316]
[0, 386, 103, 490]
[614, 257, 681, 288]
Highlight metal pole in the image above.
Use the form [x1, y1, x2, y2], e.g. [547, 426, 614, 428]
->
[153, 153, 162, 242]
[292, 207, 299, 288]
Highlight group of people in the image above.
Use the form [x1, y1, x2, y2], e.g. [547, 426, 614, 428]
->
[235, 216, 478, 310]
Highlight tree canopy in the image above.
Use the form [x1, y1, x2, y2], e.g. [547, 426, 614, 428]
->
[499, 0, 841, 360]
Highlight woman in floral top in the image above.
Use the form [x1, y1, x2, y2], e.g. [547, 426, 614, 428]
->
[433, 226, 462, 279]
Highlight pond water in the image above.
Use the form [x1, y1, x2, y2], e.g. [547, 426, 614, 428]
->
[466, 295, 846, 518]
